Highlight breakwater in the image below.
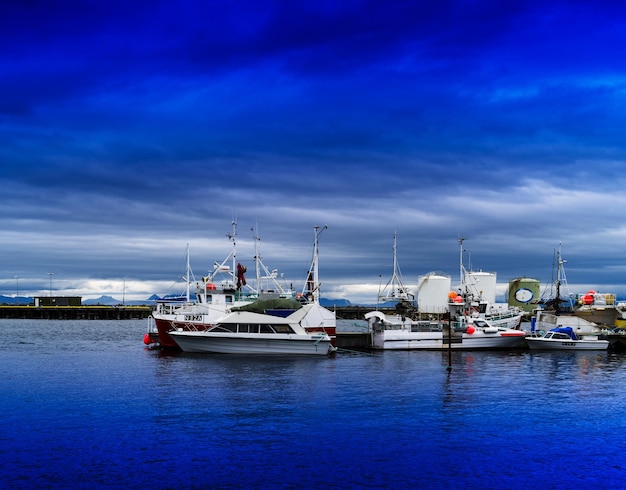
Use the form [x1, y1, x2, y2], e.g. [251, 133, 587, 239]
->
[0, 304, 393, 321]
[0, 305, 152, 320]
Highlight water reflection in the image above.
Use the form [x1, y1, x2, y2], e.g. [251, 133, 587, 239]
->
[5, 319, 626, 488]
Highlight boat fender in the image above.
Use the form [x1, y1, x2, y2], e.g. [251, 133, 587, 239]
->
[143, 333, 152, 345]
[467, 326, 475, 335]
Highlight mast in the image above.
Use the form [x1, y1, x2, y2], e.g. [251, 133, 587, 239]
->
[209, 220, 238, 286]
[556, 243, 573, 310]
[250, 224, 291, 296]
[378, 232, 414, 303]
[185, 243, 190, 302]
[228, 219, 237, 285]
[252, 224, 262, 291]
[458, 237, 466, 296]
[304, 225, 327, 303]
[313, 225, 327, 303]
[543, 242, 573, 311]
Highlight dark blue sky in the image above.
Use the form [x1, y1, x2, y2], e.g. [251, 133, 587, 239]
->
[2, 1, 626, 302]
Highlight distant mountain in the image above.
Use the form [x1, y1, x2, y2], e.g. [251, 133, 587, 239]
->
[0, 293, 359, 307]
[83, 295, 121, 306]
[319, 298, 352, 307]
[83, 295, 155, 306]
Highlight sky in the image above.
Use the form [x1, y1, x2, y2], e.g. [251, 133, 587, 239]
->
[2, 0, 626, 304]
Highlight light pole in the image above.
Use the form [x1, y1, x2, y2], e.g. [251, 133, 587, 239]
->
[47, 272, 54, 297]
[15, 275, 19, 299]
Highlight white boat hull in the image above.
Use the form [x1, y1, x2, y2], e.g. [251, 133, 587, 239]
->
[489, 312, 524, 330]
[169, 330, 332, 355]
[366, 310, 526, 350]
[526, 338, 609, 350]
[372, 331, 526, 350]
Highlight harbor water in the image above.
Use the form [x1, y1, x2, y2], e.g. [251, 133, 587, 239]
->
[2, 318, 626, 488]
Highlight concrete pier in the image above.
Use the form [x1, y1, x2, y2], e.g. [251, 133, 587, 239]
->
[0, 305, 152, 320]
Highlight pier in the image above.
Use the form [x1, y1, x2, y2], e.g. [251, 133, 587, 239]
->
[0, 305, 153, 320]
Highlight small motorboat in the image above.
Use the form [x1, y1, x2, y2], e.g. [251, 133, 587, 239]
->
[526, 327, 609, 350]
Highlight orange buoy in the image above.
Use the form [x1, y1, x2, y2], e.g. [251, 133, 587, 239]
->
[448, 291, 457, 299]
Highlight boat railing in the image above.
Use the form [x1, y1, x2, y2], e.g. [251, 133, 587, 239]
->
[155, 302, 189, 315]
[410, 321, 441, 333]
[488, 310, 521, 321]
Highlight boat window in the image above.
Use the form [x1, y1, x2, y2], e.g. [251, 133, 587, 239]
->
[238, 324, 260, 334]
[430, 322, 442, 332]
[225, 295, 233, 304]
[217, 323, 237, 332]
[273, 324, 294, 334]
[260, 324, 274, 334]
[411, 321, 434, 333]
[206, 295, 212, 303]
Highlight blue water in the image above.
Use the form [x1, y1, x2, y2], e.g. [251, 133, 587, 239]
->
[2, 319, 625, 489]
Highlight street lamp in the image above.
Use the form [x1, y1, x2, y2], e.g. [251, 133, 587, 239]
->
[47, 272, 54, 297]
[15, 275, 19, 299]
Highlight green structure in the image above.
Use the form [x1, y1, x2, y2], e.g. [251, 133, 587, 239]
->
[508, 277, 541, 313]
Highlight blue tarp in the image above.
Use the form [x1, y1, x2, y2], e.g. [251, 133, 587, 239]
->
[550, 326, 578, 340]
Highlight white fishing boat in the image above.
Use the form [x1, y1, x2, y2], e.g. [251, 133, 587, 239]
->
[148, 222, 295, 348]
[366, 311, 526, 350]
[526, 327, 609, 350]
[167, 225, 336, 355]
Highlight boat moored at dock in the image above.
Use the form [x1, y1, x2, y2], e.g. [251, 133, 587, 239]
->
[366, 310, 525, 350]
[169, 303, 333, 355]
[167, 225, 336, 355]
[526, 327, 609, 350]
[148, 223, 295, 348]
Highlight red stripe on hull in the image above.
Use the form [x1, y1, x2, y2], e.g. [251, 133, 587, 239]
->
[305, 326, 337, 346]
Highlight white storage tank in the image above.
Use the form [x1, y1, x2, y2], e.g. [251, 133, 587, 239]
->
[417, 272, 451, 313]
[465, 271, 497, 304]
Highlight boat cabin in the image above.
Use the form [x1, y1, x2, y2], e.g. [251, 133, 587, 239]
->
[211, 322, 296, 334]
[544, 331, 574, 341]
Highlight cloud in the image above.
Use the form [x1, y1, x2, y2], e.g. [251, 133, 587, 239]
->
[1, 1, 626, 304]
